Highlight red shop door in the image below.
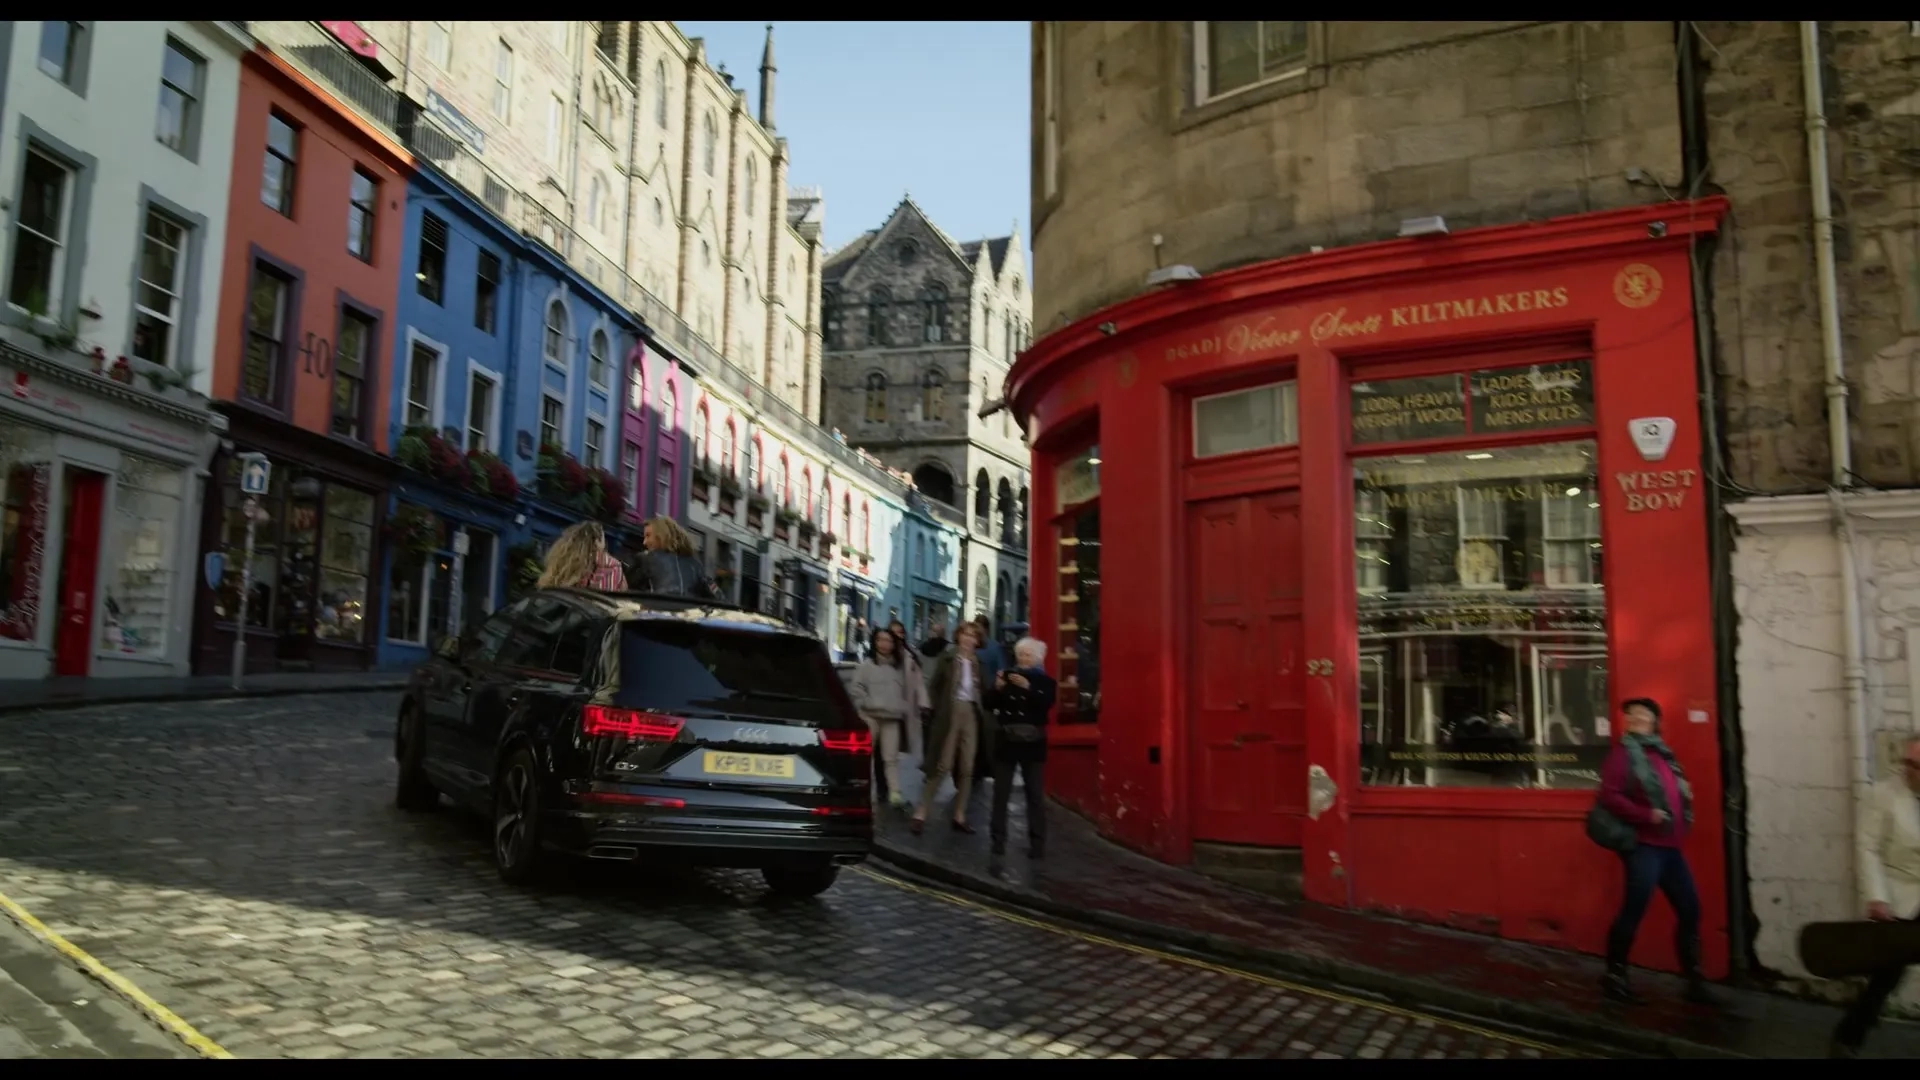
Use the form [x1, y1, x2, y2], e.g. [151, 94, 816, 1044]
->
[52, 468, 106, 677]
[1189, 489, 1307, 847]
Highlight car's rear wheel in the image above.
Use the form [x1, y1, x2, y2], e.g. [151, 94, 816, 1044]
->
[493, 747, 546, 885]
[762, 863, 839, 899]
[394, 704, 439, 813]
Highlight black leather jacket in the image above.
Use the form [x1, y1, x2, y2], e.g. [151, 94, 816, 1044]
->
[629, 550, 723, 601]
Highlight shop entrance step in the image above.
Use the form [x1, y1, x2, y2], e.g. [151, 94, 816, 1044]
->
[1191, 842, 1304, 901]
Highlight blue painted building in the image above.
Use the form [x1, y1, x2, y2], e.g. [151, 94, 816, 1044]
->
[899, 489, 967, 642]
[374, 158, 640, 669]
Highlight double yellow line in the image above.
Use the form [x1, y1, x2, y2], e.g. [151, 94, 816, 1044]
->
[0, 888, 231, 1059]
[852, 864, 1581, 1058]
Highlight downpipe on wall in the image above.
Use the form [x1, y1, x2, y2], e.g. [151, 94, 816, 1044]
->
[1800, 22, 1875, 825]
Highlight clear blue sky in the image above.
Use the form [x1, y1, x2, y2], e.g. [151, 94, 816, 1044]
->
[679, 21, 1031, 261]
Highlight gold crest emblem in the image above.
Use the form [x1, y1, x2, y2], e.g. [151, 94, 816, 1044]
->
[1116, 354, 1139, 388]
[1613, 263, 1663, 309]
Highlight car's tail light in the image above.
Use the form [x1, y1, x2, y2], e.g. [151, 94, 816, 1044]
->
[812, 805, 871, 817]
[819, 728, 872, 754]
[579, 791, 685, 809]
[582, 705, 683, 741]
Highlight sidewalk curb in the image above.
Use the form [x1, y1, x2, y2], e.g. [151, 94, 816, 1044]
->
[870, 837, 1744, 1061]
[0, 680, 410, 718]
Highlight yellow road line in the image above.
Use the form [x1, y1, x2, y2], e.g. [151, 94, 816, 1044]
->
[0, 888, 232, 1060]
[853, 864, 1582, 1058]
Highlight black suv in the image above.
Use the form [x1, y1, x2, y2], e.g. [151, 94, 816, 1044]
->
[394, 588, 873, 898]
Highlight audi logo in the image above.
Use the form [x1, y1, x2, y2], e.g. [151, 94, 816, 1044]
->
[732, 726, 777, 745]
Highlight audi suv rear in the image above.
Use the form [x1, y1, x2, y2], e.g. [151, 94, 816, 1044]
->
[395, 588, 873, 898]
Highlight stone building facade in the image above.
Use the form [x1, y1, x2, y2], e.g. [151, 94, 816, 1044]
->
[1029, 19, 1920, 1002]
[820, 199, 1033, 632]
[348, 21, 823, 421]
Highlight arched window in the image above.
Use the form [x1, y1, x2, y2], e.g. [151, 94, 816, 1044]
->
[627, 356, 644, 411]
[655, 60, 669, 126]
[913, 463, 955, 506]
[867, 286, 890, 346]
[922, 283, 949, 343]
[722, 420, 736, 477]
[661, 381, 678, 431]
[596, 22, 620, 60]
[1004, 309, 1015, 360]
[842, 493, 852, 543]
[859, 501, 871, 550]
[692, 404, 708, 464]
[996, 477, 1014, 544]
[974, 565, 991, 616]
[587, 174, 608, 233]
[981, 301, 993, 353]
[544, 300, 568, 365]
[1018, 485, 1030, 545]
[1016, 578, 1029, 622]
[702, 111, 717, 175]
[921, 369, 945, 421]
[747, 436, 762, 491]
[864, 372, 887, 423]
[995, 573, 1011, 629]
[775, 454, 789, 506]
[914, 535, 926, 575]
[973, 468, 991, 526]
[592, 78, 615, 132]
[589, 329, 610, 388]
[818, 480, 832, 531]
[744, 157, 757, 216]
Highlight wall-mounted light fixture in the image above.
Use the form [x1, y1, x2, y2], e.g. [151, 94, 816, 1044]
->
[1145, 265, 1201, 288]
[1398, 216, 1449, 239]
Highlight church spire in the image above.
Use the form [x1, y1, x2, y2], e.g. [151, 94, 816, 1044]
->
[758, 24, 777, 131]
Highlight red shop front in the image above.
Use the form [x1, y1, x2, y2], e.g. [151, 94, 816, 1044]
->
[1009, 199, 1731, 976]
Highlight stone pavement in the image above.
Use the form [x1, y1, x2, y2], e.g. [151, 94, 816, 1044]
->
[872, 753, 1920, 1060]
[0, 671, 409, 716]
[0, 692, 1562, 1059]
[0, 904, 188, 1058]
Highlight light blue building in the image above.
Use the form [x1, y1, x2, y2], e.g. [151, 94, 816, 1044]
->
[899, 488, 967, 643]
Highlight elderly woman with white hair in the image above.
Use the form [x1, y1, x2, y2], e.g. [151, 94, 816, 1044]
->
[984, 636, 1059, 861]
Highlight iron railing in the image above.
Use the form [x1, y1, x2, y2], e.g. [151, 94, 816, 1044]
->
[250, 21, 910, 501]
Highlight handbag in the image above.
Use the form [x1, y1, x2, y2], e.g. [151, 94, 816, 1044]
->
[1584, 800, 1638, 854]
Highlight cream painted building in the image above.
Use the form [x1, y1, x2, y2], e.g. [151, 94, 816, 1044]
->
[0, 21, 243, 679]
[348, 20, 821, 420]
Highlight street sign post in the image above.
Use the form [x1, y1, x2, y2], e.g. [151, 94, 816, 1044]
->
[231, 453, 270, 690]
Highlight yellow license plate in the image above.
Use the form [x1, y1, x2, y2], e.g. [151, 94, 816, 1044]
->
[702, 752, 797, 779]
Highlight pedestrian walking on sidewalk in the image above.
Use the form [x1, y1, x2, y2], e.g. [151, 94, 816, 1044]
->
[1591, 697, 1719, 1008]
[985, 636, 1057, 863]
[848, 628, 926, 811]
[537, 521, 628, 591]
[1830, 735, 1920, 1057]
[912, 621, 989, 837]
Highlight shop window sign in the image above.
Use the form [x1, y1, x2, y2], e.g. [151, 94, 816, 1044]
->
[0, 425, 56, 643]
[100, 454, 183, 657]
[1353, 439, 1608, 790]
[1351, 359, 1593, 446]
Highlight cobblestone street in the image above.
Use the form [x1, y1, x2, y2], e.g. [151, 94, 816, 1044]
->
[0, 693, 1567, 1059]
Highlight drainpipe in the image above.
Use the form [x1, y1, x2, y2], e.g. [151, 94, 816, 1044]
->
[1801, 23, 1874, 811]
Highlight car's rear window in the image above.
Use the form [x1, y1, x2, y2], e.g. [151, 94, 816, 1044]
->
[615, 620, 851, 725]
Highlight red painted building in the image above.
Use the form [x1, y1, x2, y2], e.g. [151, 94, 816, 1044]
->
[191, 46, 411, 674]
[1008, 200, 1731, 977]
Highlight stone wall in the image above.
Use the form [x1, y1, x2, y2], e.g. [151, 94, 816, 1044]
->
[1698, 21, 1920, 494]
[1031, 21, 1682, 335]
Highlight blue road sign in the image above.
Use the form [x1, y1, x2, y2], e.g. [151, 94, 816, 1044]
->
[240, 456, 270, 496]
[203, 552, 226, 591]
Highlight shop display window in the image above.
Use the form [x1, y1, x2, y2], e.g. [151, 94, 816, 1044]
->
[100, 455, 183, 657]
[461, 529, 498, 632]
[386, 511, 450, 647]
[1353, 432, 1608, 791]
[316, 486, 375, 644]
[1053, 443, 1102, 725]
[0, 425, 55, 643]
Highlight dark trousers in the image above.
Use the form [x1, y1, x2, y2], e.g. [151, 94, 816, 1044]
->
[989, 759, 1045, 851]
[1605, 844, 1703, 967]
[1834, 913, 1919, 1049]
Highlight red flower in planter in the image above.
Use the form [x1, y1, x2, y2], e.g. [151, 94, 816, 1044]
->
[467, 450, 521, 501]
[589, 467, 626, 521]
[426, 435, 470, 488]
